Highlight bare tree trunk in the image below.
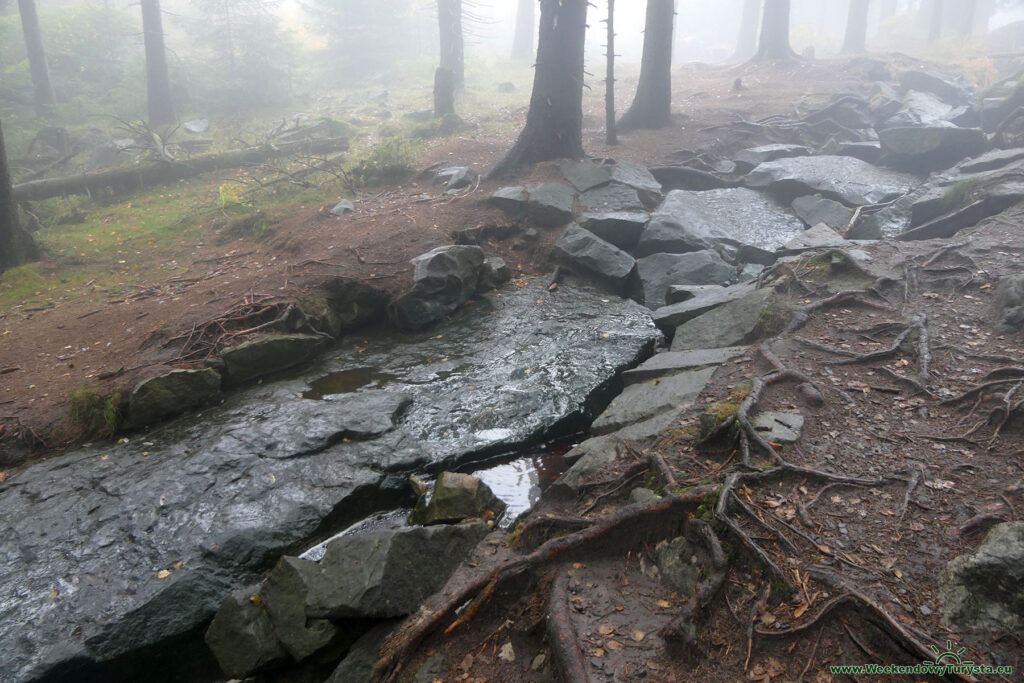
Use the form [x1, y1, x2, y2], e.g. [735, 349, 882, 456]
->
[17, 0, 56, 117]
[606, 0, 617, 146]
[755, 0, 796, 60]
[734, 0, 761, 61]
[973, 0, 993, 35]
[487, 0, 587, 178]
[842, 0, 871, 54]
[141, 0, 176, 128]
[434, 67, 456, 118]
[928, 0, 944, 42]
[950, 0, 976, 37]
[511, 0, 534, 62]
[438, 0, 464, 90]
[618, 0, 675, 131]
[0, 121, 40, 274]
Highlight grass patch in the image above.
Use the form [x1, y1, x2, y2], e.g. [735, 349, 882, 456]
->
[68, 386, 122, 438]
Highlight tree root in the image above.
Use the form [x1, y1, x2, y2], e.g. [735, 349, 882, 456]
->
[829, 314, 931, 380]
[658, 520, 728, 652]
[546, 568, 588, 683]
[785, 289, 894, 333]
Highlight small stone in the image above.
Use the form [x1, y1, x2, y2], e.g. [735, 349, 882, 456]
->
[920, 604, 933, 616]
[498, 642, 516, 662]
[531, 653, 547, 671]
[330, 199, 355, 215]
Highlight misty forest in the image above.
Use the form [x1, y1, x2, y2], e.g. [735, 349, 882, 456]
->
[2, 0, 1024, 681]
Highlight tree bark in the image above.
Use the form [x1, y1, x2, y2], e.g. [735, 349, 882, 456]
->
[842, 0, 871, 54]
[438, 0, 464, 90]
[434, 67, 456, 118]
[618, 0, 675, 131]
[606, 0, 617, 146]
[17, 0, 56, 117]
[928, 0, 944, 43]
[734, 0, 761, 62]
[755, 0, 796, 61]
[0, 121, 40, 274]
[487, 0, 587, 178]
[511, 0, 535, 62]
[141, 0, 176, 128]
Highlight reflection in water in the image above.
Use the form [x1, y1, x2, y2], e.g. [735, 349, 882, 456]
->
[302, 368, 397, 400]
[473, 441, 572, 526]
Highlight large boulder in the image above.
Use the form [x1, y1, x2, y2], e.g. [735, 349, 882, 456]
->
[126, 368, 222, 428]
[221, 334, 327, 384]
[391, 245, 485, 330]
[610, 161, 663, 205]
[651, 283, 758, 333]
[260, 557, 338, 662]
[555, 224, 636, 292]
[636, 251, 737, 309]
[490, 183, 575, 227]
[326, 621, 401, 683]
[782, 224, 854, 252]
[995, 274, 1024, 334]
[899, 69, 972, 106]
[879, 127, 988, 174]
[591, 367, 717, 435]
[578, 211, 649, 250]
[792, 195, 855, 231]
[939, 522, 1024, 632]
[636, 188, 803, 257]
[670, 287, 780, 351]
[745, 155, 918, 205]
[309, 277, 390, 337]
[734, 144, 811, 173]
[409, 472, 507, 525]
[580, 184, 645, 212]
[562, 159, 613, 192]
[205, 587, 288, 679]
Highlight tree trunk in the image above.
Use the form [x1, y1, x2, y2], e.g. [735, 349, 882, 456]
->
[734, 0, 761, 62]
[438, 0, 464, 90]
[17, 0, 56, 117]
[618, 0, 675, 131]
[950, 0, 976, 37]
[0, 121, 40, 274]
[434, 67, 456, 118]
[141, 0, 176, 128]
[928, 0, 944, 43]
[973, 0, 993, 35]
[842, 0, 871, 54]
[511, 0, 534, 62]
[488, 0, 587, 178]
[606, 0, 617, 146]
[755, 0, 796, 61]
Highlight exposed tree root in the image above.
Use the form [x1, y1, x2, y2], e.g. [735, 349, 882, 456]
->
[546, 569, 588, 683]
[786, 289, 894, 333]
[658, 520, 728, 652]
[829, 314, 931, 380]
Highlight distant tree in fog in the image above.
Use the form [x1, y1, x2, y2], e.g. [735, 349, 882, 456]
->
[734, 0, 761, 61]
[17, 0, 56, 116]
[755, 0, 796, 60]
[141, 0, 176, 127]
[618, 0, 675, 131]
[489, 0, 587, 177]
[842, 0, 871, 53]
[438, 0, 464, 89]
[0, 121, 40, 273]
[511, 0, 534, 62]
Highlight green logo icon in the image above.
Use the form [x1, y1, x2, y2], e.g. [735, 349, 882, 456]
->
[923, 641, 974, 667]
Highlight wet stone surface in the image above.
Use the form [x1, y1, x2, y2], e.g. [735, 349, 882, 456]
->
[0, 278, 659, 681]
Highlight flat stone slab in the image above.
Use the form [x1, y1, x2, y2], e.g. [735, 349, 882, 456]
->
[671, 287, 778, 351]
[745, 155, 918, 206]
[651, 283, 758, 333]
[578, 211, 649, 250]
[490, 183, 576, 227]
[623, 347, 748, 385]
[636, 251, 737, 309]
[783, 224, 853, 252]
[752, 411, 804, 443]
[666, 284, 726, 305]
[792, 195, 855, 231]
[555, 224, 636, 290]
[591, 366, 717, 435]
[580, 184, 645, 212]
[734, 144, 811, 173]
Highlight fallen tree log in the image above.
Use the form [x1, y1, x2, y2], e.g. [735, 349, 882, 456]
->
[12, 136, 350, 202]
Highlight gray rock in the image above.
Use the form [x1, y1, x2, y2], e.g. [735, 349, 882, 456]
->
[561, 159, 612, 192]
[490, 183, 576, 227]
[578, 211, 649, 249]
[636, 251, 736, 309]
[670, 287, 779, 351]
[434, 166, 479, 191]
[580, 184, 645, 212]
[205, 587, 288, 679]
[737, 263, 765, 282]
[413, 653, 446, 683]
[745, 155, 918, 206]
[995, 274, 1024, 334]
[313, 277, 390, 335]
[392, 245, 485, 330]
[901, 90, 955, 125]
[783, 224, 853, 252]
[879, 126, 988, 173]
[650, 166, 734, 191]
[330, 199, 355, 215]
[651, 283, 758, 333]
[792, 195, 855, 231]
[622, 347, 747, 385]
[591, 367, 717, 434]
[552, 436, 619, 495]
[611, 161, 663, 205]
[127, 368, 222, 428]
[555, 224, 636, 292]
[326, 621, 401, 683]
[752, 412, 804, 443]
[222, 334, 326, 384]
[655, 536, 703, 594]
[835, 141, 882, 164]
[260, 557, 338, 661]
[306, 522, 490, 618]
[804, 97, 873, 130]
[184, 119, 210, 133]
[666, 284, 726, 305]
[939, 522, 1024, 632]
[636, 188, 804, 257]
[734, 144, 811, 173]
[959, 148, 1024, 174]
[409, 472, 507, 525]
[629, 488, 662, 504]
[478, 257, 511, 292]
[900, 69, 971, 106]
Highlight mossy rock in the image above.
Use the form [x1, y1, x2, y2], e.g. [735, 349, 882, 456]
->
[127, 368, 222, 428]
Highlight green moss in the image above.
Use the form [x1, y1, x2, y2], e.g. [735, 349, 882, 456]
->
[941, 178, 981, 212]
[68, 386, 122, 438]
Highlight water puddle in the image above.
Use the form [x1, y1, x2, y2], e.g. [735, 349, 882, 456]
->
[302, 367, 397, 399]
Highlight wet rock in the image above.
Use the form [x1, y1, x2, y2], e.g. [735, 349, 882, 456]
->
[562, 158, 612, 192]
[391, 245, 485, 330]
[665, 284, 726, 305]
[591, 367, 717, 435]
[222, 334, 327, 384]
[737, 263, 765, 282]
[555, 224, 636, 292]
[478, 257, 511, 292]
[734, 144, 811, 173]
[303, 522, 489, 618]
[752, 412, 804, 443]
[580, 183, 645, 212]
[412, 653, 446, 683]
[636, 251, 736, 309]
[490, 183, 575, 227]
[126, 368, 222, 428]
[330, 199, 355, 215]
[578, 211, 649, 249]
[260, 558, 337, 661]
[610, 160, 663, 205]
[651, 283, 758, 334]
[552, 436, 619, 495]
[434, 166, 478, 191]
[623, 347, 747, 385]
[783, 224, 853, 252]
[670, 287, 780, 351]
[899, 69, 971, 106]
[650, 166, 734, 191]
[995, 274, 1024, 334]
[745, 155, 918, 206]
[901, 90, 954, 125]
[804, 96, 873, 130]
[637, 189, 802, 257]
[313, 277, 390, 335]
[959, 148, 1024, 174]
[325, 621, 400, 683]
[879, 126, 988, 174]
[409, 473, 506, 525]
[792, 195, 855, 231]
[939, 522, 1024, 632]
[451, 223, 521, 246]
[205, 587, 288, 679]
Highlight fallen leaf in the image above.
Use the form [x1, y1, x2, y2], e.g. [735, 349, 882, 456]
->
[793, 603, 808, 619]
[156, 569, 172, 579]
[598, 623, 615, 635]
[605, 640, 624, 651]
[657, 599, 672, 608]
[592, 648, 605, 658]
[632, 629, 645, 642]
